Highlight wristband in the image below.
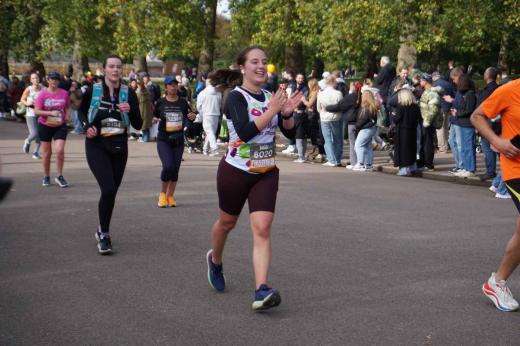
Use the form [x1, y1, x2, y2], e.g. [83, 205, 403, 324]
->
[282, 113, 293, 120]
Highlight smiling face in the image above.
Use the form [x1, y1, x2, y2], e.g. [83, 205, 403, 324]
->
[240, 48, 268, 87]
[30, 73, 39, 86]
[103, 57, 123, 84]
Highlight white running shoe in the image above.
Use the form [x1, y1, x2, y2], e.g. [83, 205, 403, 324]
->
[209, 151, 220, 157]
[482, 273, 519, 312]
[293, 158, 305, 163]
[455, 170, 475, 178]
[346, 164, 353, 170]
[322, 162, 336, 167]
[352, 163, 366, 171]
[489, 185, 498, 193]
[495, 192, 512, 199]
[282, 145, 296, 154]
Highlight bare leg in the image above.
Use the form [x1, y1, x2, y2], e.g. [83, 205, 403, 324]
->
[166, 181, 177, 197]
[54, 139, 65, 176]
[250, 211, 274, 289]
[161, 181, 169, 194]
[41, 142, 52, 176]
[211, 209, 238, 264]
[496, 216, 520, 281]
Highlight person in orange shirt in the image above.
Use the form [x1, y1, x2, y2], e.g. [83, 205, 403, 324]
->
[471, 78, 520, 312]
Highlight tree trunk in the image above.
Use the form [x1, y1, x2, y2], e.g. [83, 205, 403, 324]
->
[365, 51, 377, 78]
[285, 43, 305, 75]
[28, 2, 45, 76]
[283, 0, 305, 74]
[72, 33, 90, 81]
[135, 56, 148, 73]
[197, 0, 217, 78]
[311, 57, 324, 79]
[0, 2, 15, 78]
[397, 43, 416, 72]
[498, 31, 510, 74]
[0, 47, 8, 78]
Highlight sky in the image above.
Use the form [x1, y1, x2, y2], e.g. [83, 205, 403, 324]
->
[217, 0, 230, 18]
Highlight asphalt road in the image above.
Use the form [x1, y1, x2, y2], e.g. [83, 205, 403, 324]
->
[1, 120, 520, 345]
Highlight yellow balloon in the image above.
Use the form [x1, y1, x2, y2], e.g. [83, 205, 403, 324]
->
[267, 64, 276, 74]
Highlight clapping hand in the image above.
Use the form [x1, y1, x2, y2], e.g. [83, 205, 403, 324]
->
[281, 91, 303, 116]
[268, 89, 288, 114]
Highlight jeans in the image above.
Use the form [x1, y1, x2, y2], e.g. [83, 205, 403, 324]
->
[321, 121, 343, 165]
[347, 124, 357, 166]
[296, 138, 307, 160]
[493, 171, 509, 196]
[481, 136, 497, 176]
[355, 126, 376, 166]
[460, 126, 476, 172]
[448, 124, 463, 169]
[72, 109, 84, 133]
[141, 128, 150, 142]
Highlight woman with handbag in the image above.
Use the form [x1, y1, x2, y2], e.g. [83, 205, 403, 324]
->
[21, 73, 44, 159]
[78, 54, 142, 254]
[153, 76, 195, 208]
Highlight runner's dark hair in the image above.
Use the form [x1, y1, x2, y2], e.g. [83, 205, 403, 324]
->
[210, 46, 266, 88]
[103, 54, 123, 68]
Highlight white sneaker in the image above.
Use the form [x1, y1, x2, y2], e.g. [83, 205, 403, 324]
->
[203, 151, 209, 155]
[352, 163, 365, 171]
[346, 164, 354, 170]
[282, 145, 296, 154]
[489, 185, 498, 193]
[455, 170, 475, 178]
[496, 192, 512, 199]
[482, 273, 519, 312]
[322, 162, 336, 167]
[209, 151, 220, 157]
[293, 158, 305, 163]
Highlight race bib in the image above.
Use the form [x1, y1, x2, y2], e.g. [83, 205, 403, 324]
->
[100, 117, 125, 137]
[46, 112, 63, 126]
[249, 142, 275, 173]
[166, 112, 183, 132]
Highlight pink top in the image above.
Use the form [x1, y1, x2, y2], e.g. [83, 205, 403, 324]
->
[35, 88, 70, 127]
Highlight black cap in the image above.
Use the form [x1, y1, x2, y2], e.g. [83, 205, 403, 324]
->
[47, 71, 61, 80]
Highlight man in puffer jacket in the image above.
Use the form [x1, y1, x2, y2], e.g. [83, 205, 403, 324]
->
[418, 73, 441, 170]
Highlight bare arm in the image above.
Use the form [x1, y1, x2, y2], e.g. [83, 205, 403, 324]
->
[471, 106, 520, 159]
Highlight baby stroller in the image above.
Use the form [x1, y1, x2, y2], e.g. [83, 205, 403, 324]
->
[184, 113, 205, 153]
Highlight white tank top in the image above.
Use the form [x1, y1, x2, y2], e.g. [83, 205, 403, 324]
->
[224, 87, 278, 174]
[26, 85, 43, 117]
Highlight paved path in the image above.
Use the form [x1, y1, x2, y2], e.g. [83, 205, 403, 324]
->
[0, 120, 518, 345]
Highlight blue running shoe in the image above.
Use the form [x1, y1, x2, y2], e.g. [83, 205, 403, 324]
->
[252, 284, 281, 311]
[206, 249, 225, 291]
[95, 228, 113, 255]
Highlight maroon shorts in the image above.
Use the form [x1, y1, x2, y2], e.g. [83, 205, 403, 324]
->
[217, 158, 279, 216]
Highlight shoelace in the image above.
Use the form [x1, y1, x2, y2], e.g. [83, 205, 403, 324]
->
[497, 282, 514, 302]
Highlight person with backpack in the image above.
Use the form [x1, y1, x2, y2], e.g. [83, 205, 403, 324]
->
[78, 54, 142, 254]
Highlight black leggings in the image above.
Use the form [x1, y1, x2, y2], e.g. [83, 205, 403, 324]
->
[86, 138, 128, 233]
[157, 140, 184, 182]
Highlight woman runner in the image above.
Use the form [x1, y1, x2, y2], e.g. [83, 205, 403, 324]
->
[34, 71, 71, 187]
[153, 76, 195, 208]
[21, 73, 44, 159]
[205, 46, 302, 311]
[78, 54, 142, 254]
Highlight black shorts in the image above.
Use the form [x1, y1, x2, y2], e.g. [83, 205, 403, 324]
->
[505, 178, 520, 213]
[38, 123, 68, 142]
[294, 112, 308, 139]
[217, 158, 279, 216]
